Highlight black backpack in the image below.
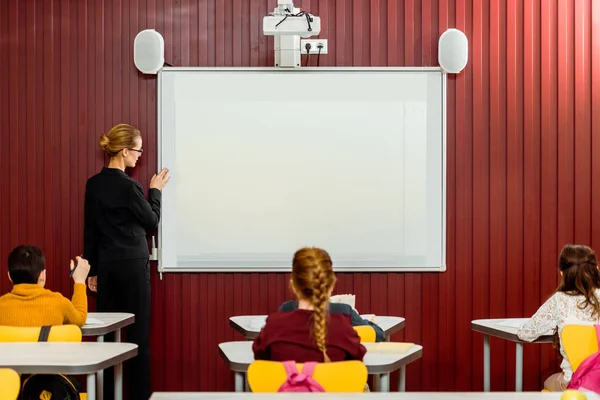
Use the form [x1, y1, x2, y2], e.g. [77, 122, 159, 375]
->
[19, 326, 81, 400]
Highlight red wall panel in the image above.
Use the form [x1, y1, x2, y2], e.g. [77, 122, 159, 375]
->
[1, 0, 598, 392]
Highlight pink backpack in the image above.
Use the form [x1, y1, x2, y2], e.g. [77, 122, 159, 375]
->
[567, 325, 600, 392]
[277, 361, 325, 392]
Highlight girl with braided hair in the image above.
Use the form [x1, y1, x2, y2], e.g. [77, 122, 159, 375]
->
[518, 244, 600, 391]
[253, 247, 366, 363]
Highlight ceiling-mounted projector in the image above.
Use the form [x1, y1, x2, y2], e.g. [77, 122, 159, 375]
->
[263, 14, 321, 38]
[263, 0, 320, 38]
[263, 0, 321, 67]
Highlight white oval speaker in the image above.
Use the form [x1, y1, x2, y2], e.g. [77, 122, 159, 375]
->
[134, 29, 165, 74]
[438, 29, 468, 73]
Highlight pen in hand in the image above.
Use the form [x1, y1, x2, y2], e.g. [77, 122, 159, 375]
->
[69, 254, 84, 278]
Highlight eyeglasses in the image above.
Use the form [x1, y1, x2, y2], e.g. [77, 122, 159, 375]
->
[127, 148, 143, 153]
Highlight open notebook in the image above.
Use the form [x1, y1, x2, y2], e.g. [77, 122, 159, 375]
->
[84, 317, 104, 325]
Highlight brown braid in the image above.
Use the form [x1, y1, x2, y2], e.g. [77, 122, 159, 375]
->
[291, 247, 336, 363]
[311, 262, 332, 362]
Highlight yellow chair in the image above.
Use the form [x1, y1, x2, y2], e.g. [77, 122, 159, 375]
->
[248, 360, 368, 392]
[353, 325, 376, 342]
[561, 324, 599, 372]
[0, 325, 86, 400]
[0, 325, 82, 342]
[0, 369, 20, 400]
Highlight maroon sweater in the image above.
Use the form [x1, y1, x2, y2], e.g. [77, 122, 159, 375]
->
[252, 309, 367, 362]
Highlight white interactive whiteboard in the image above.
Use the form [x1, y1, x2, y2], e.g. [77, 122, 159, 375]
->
[157, 67, 446, 272]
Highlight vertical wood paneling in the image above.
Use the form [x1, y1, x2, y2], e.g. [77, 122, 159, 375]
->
[522, 0, 542, 390]
[1, 0, 599, 392]
[437, 0, 456, 391]
[557, 0, 575, 249]
[505, 0, 524, 389]
[42, 0, 56, 290]
[540, 0, 561, 380]
[0, 0, 9, 265]
[489, 0, 509, 390]
[7, 1, 19, 248]
[387, 0, 398, 65]
[454, 0, 473, 391]
[421, 0, 431, 65]
[593, 0, 600, 251]
[470, 0, 489, 391]
[215, 0, 225, 66]
[370, 0, 380, 65]
[574, 0, 592, 245]
[353, 0, 363, 65]
[420, 274, 438, 390]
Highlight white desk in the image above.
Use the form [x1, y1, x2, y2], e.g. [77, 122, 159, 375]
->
[218, 341, 422, 393]
[229, 315, 405, 341]
[82, 312, 135, 400]
[82, 312, 135, 340]
[471, 319, 554, 392]
[0, 342, 137, 400]
[150, 392, 563, 399]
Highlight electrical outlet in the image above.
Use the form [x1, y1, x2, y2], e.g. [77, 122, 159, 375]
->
[300, 39, 328, 55]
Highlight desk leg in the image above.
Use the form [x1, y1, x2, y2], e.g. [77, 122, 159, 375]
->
[515, 342, 523, 392]
[373, 374, 380, 391]
[484, 334, 490, 392]
[398, 366, 406, 392]
[96, 335, 104, 400]
[115, 361, 124, 400]
[380, 336, 391, 392]
[87, 373, 96, 400]
[234, 372, 244, 392]
[382, 332, 392, 392]
[113, 329, 123, 399]
[379, 372, 390, 392]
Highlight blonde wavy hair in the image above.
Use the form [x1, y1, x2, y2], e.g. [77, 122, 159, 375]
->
[291, 247, 336, 362]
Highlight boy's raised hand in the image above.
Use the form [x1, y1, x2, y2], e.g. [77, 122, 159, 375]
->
[71, 256, 90, 284]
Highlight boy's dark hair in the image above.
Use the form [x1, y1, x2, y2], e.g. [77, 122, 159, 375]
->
[8, 245, 46, 284]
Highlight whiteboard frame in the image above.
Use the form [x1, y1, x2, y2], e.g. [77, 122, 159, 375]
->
[156, 67, 447, 273]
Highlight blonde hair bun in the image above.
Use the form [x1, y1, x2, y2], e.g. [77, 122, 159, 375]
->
[98, 124, 141, 157]
[98, 134, 110, 150]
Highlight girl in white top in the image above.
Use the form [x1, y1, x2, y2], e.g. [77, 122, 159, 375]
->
[517, 244, 600, 391]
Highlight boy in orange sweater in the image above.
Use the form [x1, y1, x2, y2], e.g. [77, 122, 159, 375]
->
[0, 245, 90, 327]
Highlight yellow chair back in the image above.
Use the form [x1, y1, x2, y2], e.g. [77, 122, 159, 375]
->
[353, 325, 376, 342]
[561, 325, 599, 372]
[248, 360, 367, 392]
[0, 325, 82, 342]
[0, 369, 20, 400]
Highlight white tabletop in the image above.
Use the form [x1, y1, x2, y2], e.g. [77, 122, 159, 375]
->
[82, 312, 135, 336]
[150, 392, 562, 399]
[218, 341, 422, 375]
[229, 315, 405, 340]
[471, 319, 554, 343]
[0, 342, 138, 374]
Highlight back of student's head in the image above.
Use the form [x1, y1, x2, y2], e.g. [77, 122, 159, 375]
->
[557, 244, 600, 317]
[291, 247, 336, 362]
[8, 245, 45, 284]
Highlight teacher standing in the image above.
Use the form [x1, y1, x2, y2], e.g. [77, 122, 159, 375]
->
[83, 123, 169, 400]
